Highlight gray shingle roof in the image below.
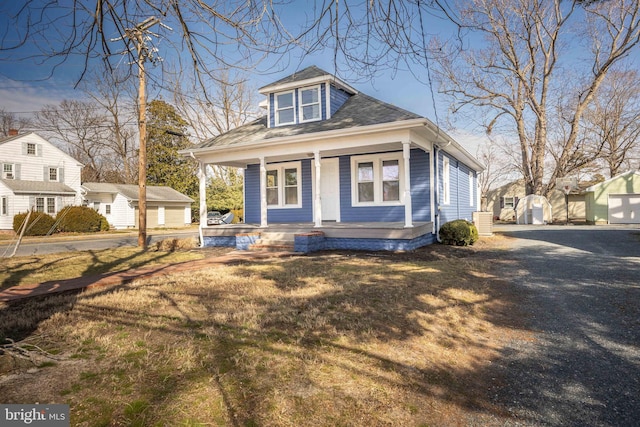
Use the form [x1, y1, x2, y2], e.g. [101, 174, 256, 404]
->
[0, 132, 30, 145]
[0, 179, 76, 195]
[259, 66, 332, 91]
[82, 182, 193, 203]
[194, 92, 423, 150]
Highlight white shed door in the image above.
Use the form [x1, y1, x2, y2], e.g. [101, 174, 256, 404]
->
[158, 206, 165, 226]
[608, 194, 640, 224]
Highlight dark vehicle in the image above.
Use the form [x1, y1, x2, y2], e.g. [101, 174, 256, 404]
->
[206, 211, 223, 225]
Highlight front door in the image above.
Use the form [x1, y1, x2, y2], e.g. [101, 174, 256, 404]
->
[320, 158, 340, 221]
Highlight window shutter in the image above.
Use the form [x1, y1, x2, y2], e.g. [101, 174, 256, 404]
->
[44, 166, 49, 181]
[22, 142, 27, 155]
[15, 164, 20, 180]
[56, 196, 63, 212]
[37, 144, 43, 157]
[29, 196, 35, 210]
[514, 196, 519, 207]
[59, 167, 64, 183]
[500, 197, 504, 209]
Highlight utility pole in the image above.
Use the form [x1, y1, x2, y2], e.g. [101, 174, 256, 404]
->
[118, 17, 163, 248]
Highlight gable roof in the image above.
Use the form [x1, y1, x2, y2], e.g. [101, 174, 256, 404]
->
[193, 92, 422, 150]
[82, 182, 193, 203]
[0, 133, 28, 145]
[0, 179, 76, 195]
[258, 65, 357, 95]
[585, 170, 640, 192]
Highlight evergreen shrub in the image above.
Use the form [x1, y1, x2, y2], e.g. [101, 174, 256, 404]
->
[12, 211, 57, 236]
[56, 206, 110, 233]
[439, 219, 479, 246]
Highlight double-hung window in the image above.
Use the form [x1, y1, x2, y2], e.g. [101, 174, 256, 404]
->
[1, 196, 7, 216]
[2, 163, 14, 179]
[352, 154, 403, 206]
[35, 197, 56, 214]
[265, 162, 301, 208]
[502, 196, 515, 209]
[299, 86, 321, 122]
[49, 167, 58, 182]
[275, 91, 295, 125]
[26, 143, 36, 155]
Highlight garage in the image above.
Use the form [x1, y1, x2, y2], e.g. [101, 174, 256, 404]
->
[608, 194, 640, 224]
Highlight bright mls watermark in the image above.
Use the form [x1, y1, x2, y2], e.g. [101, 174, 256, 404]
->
[1, 404, 69, 426]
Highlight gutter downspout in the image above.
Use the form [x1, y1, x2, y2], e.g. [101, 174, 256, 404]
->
[434, 140, 452, 243]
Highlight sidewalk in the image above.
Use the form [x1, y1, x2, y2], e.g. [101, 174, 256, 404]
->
[0, 250, 297, 303]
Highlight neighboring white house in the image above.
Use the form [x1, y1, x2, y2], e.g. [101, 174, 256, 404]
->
[0, 131, 83, 230]
[82, 182, 193, 229]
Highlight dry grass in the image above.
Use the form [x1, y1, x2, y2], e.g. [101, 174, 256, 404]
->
[0, 236, 524, 426]
[0, 242, 221, 290]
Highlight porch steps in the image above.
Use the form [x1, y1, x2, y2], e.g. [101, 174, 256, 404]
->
[248, 232, 296, 252]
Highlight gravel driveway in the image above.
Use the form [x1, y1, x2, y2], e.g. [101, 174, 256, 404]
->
[491, 225, 640, 426]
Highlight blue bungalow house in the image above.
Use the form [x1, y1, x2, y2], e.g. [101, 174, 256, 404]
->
[182, 66, 483, 252]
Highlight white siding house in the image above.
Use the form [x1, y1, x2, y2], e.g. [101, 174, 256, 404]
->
[0, 132, 83, 230]
[82, 182, 192, 229]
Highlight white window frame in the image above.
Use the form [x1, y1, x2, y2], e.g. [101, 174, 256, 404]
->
[26, 143, 37, 155]
[49, 167, 59, 182]
[35, 197, 56, 214]
[469, 171, 474, 206]
[351, 153, 404, 207]
[105, 204, 111, 215]
[503, 196, 515, 209]
[266, 161, 302, 209]
[1, 196, 7, 216]
[3, 163, 14, 179]
[274, 90, 296, 126]
[298, 85, 321, 123]
[442, 156, 450, 205]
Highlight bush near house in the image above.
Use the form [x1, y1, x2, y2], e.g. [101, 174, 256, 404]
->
[56, 206, 110, 233]
[439, 219, 479, 246]
[12, 211, 57, 236]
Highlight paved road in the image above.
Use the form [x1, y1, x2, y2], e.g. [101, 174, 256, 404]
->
[492, 225, 640, 426]
[0, 229, 198, 257]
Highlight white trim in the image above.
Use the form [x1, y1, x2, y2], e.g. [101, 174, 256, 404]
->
[325, 82, 331, 119]
[274, 90, 296, 126]
[442, 156, 450, 205]
[402, 141, 413, 228]
[259, 75, 357, 96]
[298, 85, 322, 123]
[469, 170, 474, 207]
[266, 161, 302, 209]
[351, 153, 404, 207]
[2, 163, 15, 180]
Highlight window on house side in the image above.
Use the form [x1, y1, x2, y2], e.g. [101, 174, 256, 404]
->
[265, 162, 301, 208]
[299, 86, 320, 122]
[284, 168, 298, 205]
[27, 143, 36, 155]
[1, 196, 7, 216]
[266, 170, 279, 205]
[275, 91, 295, 125]
[49, 167, 58, 181]
[357, 162, 375, 203]
[443, 156, 450, 205]
[36, 197, 45, 213]
[105, 205, 111, 215]
[503, 196, 515, 209]
[46, 198, 55, 214]
[382, 160, 400, 202]
[2, 163, 14, 179]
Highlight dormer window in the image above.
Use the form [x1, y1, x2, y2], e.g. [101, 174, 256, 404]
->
[299, 85, 321, 122]
[275, 91, 295, 125]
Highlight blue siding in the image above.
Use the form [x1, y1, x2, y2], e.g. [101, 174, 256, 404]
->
[321, 83, 327, 120]
[437, 150, 477, 224]
[243, 160, 313, 224]
[410, 149, 431, 222]
[330, 85, 351, 116]
[244, 164, 261, 223]
[269, 93, 275, 128]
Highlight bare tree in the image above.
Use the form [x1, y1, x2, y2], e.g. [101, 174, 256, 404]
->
[36, 100, 109, 182]
[0, 109, 31, 136]
[582, 70, 640, 177]
[433, 0, 640, 196]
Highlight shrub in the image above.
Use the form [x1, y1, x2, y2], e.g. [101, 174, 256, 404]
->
[56, 206, 110, 233]
[439, 219, 479, 246]
[12, 211, 57, 236]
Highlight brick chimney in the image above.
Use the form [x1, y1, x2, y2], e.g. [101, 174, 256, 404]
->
[8, 129, 18, 136]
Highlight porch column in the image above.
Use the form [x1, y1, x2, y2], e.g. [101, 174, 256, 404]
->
[314, 150, 322, 227]
[403, 141, 413, 228]
[259, 156, 268, 228]
[198, 161, 206, 247]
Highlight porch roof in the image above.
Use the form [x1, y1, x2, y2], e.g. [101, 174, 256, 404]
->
[0, 179, 76, 195]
